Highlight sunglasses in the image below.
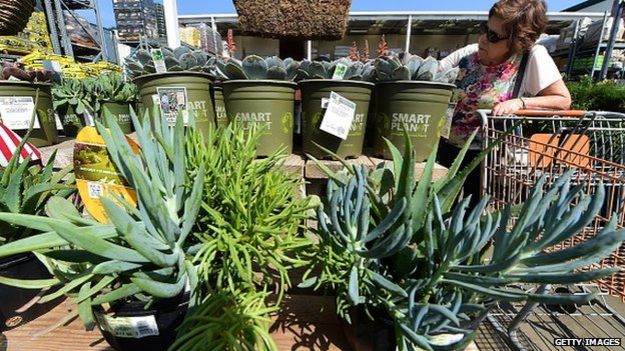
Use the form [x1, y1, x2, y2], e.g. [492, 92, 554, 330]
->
[479, 22, 508, 43]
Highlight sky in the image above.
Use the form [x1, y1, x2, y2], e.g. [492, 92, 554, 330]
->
[93, 0, 587, 28]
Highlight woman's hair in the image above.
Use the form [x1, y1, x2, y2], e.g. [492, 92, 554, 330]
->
[489, 0, 547, 54]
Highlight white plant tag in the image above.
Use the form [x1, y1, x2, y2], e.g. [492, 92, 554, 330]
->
[0, 96, 39, 129]
[151, 49, 167, 73]
[319, 91, 356, 140]
[84, 110, 95, 127]
[54, 112, 63, 130]
[331, 63, 348, 80]
[102, 314, 160, 339]
[156, 87, 189, 126]
[321, 97, 329, 109]
[440, 103, 456, 139]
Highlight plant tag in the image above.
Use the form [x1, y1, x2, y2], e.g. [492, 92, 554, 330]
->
[0, 96, 40, 129]
[331, 63, 348, 80]
[156, 87, 189, 126]
[84, 110, 95, 127]
[150, 49, 167, 73]
[102, 314, 159, 338]
[319, 91, 356, 140]
[440, 103, 456, 139]
[54, 112, 63, 130]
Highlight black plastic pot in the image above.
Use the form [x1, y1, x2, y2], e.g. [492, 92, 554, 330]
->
[94, 293, 188, 351]
[0, 253, 61, 330]
[341, 305, 397, 351]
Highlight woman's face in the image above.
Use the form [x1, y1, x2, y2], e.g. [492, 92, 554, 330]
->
[478, 16, 512, 65]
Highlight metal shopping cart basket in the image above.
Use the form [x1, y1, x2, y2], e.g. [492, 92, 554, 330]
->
[475, 109, 625, 351]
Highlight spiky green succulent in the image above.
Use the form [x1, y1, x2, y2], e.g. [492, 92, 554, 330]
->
[89, 73, 137, 112]
[206, 55, 300, 81]
[304, 131, 625, 351]
[52, 78, 92, 114]
[372, 55, 459, 83]
[0, 132, 74, 243]
[295, 58, 375, 81]
[125, 46, 214, 79]
[0, 108, 205, 330]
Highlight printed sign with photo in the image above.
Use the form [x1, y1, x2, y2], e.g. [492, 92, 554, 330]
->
[156, 87, 189, 125]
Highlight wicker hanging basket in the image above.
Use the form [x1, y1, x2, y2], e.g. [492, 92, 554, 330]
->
[233, 0, 352, 40]
[0, 0, 35, 36]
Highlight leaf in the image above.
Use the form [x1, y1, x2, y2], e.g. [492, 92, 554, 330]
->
[131, 274, 186, 298]
[224, 63, 248, 80]
[242, 55, 268, 80]
[0, 275, 59, 289]
[348, 266, 360, 305]
[267, 66, 287, 80]
[91, 283, 141, 306]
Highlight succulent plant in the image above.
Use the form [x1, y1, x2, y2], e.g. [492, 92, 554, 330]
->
[304, 132, 625, 351]
[125, 46, 213, 79]
[88, 73, 137, 113]
[1, 61, 52, 83]
[371, 55, 459, 84]
[295, 58, 375, 81]
[0, 108, 205, 330]
[207, 55, 300, 81]
[0, 133, 74, 243]
[52, 78, 92, 114]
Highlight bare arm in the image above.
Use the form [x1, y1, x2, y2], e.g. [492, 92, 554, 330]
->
[492, 79, 571, 116]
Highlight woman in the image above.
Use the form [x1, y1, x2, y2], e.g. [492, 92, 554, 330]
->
[438, 0, 571, 203]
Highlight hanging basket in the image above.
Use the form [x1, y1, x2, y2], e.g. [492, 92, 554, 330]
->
[233, 0, 352, 40]
[0, 0, 35, 36]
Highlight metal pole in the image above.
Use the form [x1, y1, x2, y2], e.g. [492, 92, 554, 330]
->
[43, 0, 62, 55]
[163, 0, 180, 48]
[600, 0, 625, 80]
[591, 11, 609, 79]
[565, 19, 581, 77]
[92, 0, 108, 61]
[54, 0, 73, 57]
[307, 40, 312, 61]
[405, 14, 412, 53]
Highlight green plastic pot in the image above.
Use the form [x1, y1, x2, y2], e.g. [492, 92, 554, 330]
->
[213, 85, 228, 128]
[222, 80, 296, 157]
[58, 104, 85, 137]
[99, 102, 133, 134]
[300, 80, 374, 159]
[373, 81, 455, 161]
[0, 81, 57, 147]
[134, 72, 215, 134]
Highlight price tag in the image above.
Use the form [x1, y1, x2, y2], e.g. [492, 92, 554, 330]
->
[0, 96, 40, 129]
[99, 314, 160, 339]
[331, 63, 348, 80]
[319, 91, 356, 140]
[151, 49, 167, 73]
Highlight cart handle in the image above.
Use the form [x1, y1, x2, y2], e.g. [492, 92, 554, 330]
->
[512, 110, 586, 117]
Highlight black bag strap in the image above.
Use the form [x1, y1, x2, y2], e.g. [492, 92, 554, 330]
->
[512, 51, 530, 98]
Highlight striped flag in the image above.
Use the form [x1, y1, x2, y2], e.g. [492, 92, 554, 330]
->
[0, 123, 42, 167]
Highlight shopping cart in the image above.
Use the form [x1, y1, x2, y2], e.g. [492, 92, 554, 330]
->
[475, 109, 625, 351]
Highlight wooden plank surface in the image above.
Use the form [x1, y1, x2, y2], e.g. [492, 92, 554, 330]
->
[368, 156, 449, 183]
[305, 156, 375, 179]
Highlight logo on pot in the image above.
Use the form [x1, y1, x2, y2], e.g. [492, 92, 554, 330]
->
[215, 104, 227, 122]
[281, 113, 293, 134]
[351, 113, 365, 134]
[64, 113, 79, 124]
[233, 112, 273, 131]
[5, 316, 23, 328]
[390, 113, 432, 137]
[117, 113, 131, 123]
[188, 100, 209, 120]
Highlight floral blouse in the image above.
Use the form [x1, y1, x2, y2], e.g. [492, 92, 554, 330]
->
[448, 52, 522, 148]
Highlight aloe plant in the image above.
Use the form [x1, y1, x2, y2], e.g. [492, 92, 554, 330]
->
[125, 46, 214, 79]
[207, 55, 300, 81]
[295, 58, 375, 81]
[372, 55, 459, 83]
[303, 132, 625, 351]
[0, 108, 205, 330]
[0, 133, 74, 243]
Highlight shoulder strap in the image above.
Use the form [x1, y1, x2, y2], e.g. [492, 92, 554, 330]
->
[512, 51, 530, 98]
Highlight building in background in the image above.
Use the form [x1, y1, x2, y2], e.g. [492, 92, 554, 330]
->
[155, 2, 167, 43]
[113, 0, 159, 45]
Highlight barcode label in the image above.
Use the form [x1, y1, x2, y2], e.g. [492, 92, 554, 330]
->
[87, 182, 104, 198]
[101, 314, 160, 339]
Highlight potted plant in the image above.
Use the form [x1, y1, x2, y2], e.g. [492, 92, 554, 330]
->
[171, 122, 313, 350]
[0, 109, 205, 351]
[0, 61, 57, 146]
[90, 73, 137, 134]
[371, 55, 459, 161]
[207, 55, 300, 156]
[52, 78, 93, 137]
[302, 134, 625, 351]
[297, 58, 375, 159]
[125, 46, 216, 134]
[0, 129, 74, 330]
